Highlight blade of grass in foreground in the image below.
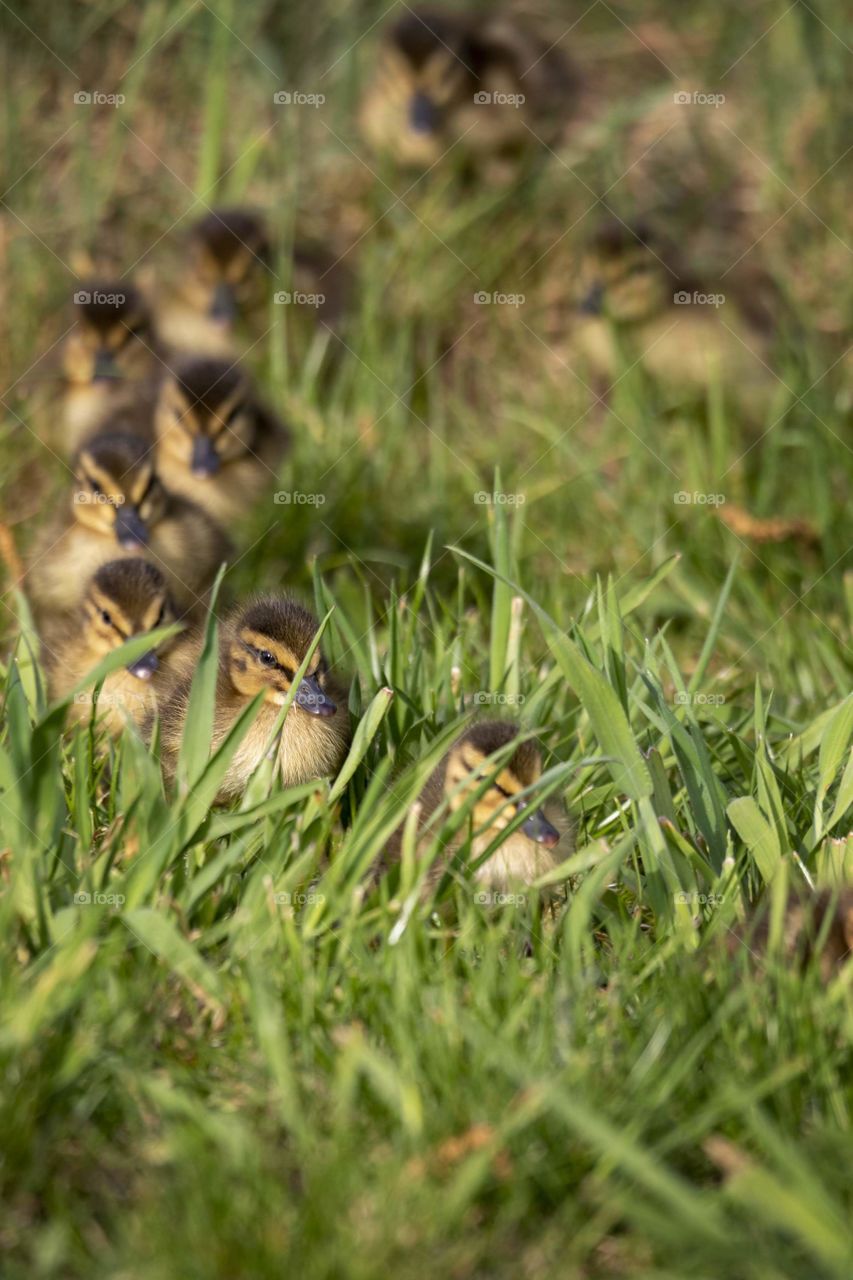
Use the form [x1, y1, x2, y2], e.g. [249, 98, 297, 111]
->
[451, 545, 652, 803]
[176, 566, 226, 794]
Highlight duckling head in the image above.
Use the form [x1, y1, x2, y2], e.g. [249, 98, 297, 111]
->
[181, 208, 271, 327]
[443, 720, 559, 847]
[72, 432, 167, 548]
[380, 9, 480, 141]
[155, 356, 255, 477]
[577, 222, 673, 326]
[62, 282, 153, 385]
[81, 558, 176, 679]
[226, 597, 337, 716]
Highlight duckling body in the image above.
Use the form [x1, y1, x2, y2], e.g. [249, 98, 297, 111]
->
[155, 597, 350, 802]
[26, 433, 231, 626]
[59, 283, 160, 456]
[360, 8, 578, 173]
[385, 720, 563, 892]
[153, 356, 289, 525]
[151, 208, 271, 357]
[574, 223, 780, 419]
[42, 559, 183, 735]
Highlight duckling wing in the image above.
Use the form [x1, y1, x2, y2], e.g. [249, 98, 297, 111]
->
[27, 523, 132, 624]
[151, 497, 233, 604]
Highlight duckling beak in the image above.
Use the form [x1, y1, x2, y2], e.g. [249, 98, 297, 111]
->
[410, 90, 439, 134]
[579, 282, 604, 316]
[209, 282, 236, 325]
[191, 435, 221, 477]
[520, 805, 560, 848]
[93, 348, 119, 381]
[294, 674, 337, 718]
[127, 649, 159, 680]
[114, 506, 149, 548]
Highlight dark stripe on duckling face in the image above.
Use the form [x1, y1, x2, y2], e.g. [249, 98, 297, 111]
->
[234, 629, 334, 715]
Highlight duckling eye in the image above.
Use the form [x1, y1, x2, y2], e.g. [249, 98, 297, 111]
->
[89, 478, 103, 496]
[257, 649, 276, 667]
[100, 609, 112, 626]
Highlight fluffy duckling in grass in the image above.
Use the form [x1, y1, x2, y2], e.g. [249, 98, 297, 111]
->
[574, 221, 781, 419]
[155, 597, 350, 803]
[25, 432, 231, 625]
[725, 886, 853, 982]
[620, 94, 764, 284]
[42, 558, 182, 735]
[385, 720, 563, 893]
[153, 208, 272, 356]
[360, 7, 578, 173]
[59, 282, 159, 456]
[153, 355, 289, 525]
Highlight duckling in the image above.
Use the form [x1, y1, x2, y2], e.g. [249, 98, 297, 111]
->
[153, 355, 289, 525]
[620, 94, 764, 284]
[59, 282, 160, 456]
[725, 887, 853, 983]
[574, 221, 780, 419]
[152, 208, 272, 357]
[384, 720, 562, 893]
[42, 558, 183, 735]
[155, 596, 350, 803]
[360, 7, 578, 173]
[25, 432, 231, 625]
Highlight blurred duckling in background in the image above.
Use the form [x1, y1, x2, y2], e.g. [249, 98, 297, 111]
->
[42, 559, 182, 735]
[360, 7, 578, 174]
[574, 221, 780, 420]
[152, 208, 272, 357]
[384, 720, 563, 892]
[60, 283, 159, 456]
[153, 355, 289, 525]
[154, 597, 350, 802]
[725, 886, 853, 983]
[620, 94, 764, 284]
[26, 432, 231, 625]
